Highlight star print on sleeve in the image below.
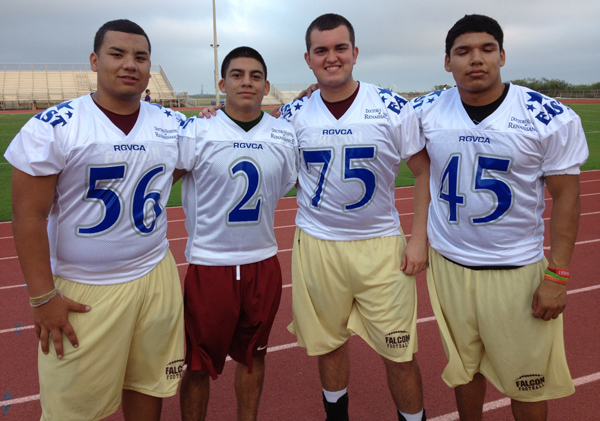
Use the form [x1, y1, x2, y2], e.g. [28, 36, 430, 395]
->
[281, 99, 304, 121]
[378, 88, 407, 115]
[524, 91, 565, 126]
[526, 91, 544, 104]
[34, 101, 76, 127]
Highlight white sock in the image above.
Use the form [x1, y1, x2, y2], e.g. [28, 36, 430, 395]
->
[398, 409, 423, 421]
[323, 388, 347, 403]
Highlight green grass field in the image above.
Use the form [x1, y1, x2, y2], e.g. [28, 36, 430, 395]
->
[1, 103, 599, 222]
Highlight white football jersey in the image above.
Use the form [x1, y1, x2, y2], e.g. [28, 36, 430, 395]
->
[280, 82, 423, 241]
[411, 84, 589, 266]
[177, 111, 299, 265]
[4, 95, 185, 284]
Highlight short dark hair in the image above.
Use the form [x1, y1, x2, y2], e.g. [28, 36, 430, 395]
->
[94, 19, 151, 55]
[221, 46, 267, 80]
[445, 14, 503, 57]
[305, 13, 355, 52]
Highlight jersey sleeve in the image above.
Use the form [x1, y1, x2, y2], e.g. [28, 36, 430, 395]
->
[173, 110, 187, 123]
[409, 95, 427, 150]
[4, 114, 66, 176]
[281, 127, 300, 198]
[397, 102, 425, 162]
[177, 116, 205, 171]
[541, 114, 589, 176]
[378, 88, 424, 162]
[279, 96, 308, 123]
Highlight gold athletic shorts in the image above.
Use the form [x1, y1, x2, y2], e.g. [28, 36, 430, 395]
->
[288, 228, 418, 361]
[427, 248, 574, 401]
[39, 250, 184, 421]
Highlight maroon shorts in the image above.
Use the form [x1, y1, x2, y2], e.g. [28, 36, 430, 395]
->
[183, 255, 282, 379]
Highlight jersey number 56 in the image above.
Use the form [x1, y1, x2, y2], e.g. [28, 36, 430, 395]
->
[76, 164, 166, 236]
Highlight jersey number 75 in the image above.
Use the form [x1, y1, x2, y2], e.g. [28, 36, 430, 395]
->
[303, 145, 378, 212]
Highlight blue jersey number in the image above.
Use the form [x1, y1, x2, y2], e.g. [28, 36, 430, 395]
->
[132, 165, 166, 234]
[438, 154, 513, 225]
[303, 146, 377, 211]
[227, 159, 262, 224]
[439, 155, 466, 223]
[77, 164, 166, 236]
[303, 149, 333, 209]
[471, 155, 513, 224]
[342, 146, 377, 211]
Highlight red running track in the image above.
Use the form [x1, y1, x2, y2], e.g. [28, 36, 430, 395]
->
[1, 170, 600, 420]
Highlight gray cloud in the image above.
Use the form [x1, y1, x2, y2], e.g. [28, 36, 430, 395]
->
[1, 0, 598, 94]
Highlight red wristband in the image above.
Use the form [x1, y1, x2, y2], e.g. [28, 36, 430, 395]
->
[546, 266, 569, 278]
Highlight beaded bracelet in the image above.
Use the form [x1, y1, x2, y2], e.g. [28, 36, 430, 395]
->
[29, 288, 64, 307]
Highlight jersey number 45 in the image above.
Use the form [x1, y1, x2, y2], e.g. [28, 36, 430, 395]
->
[439, 154, 514, 225]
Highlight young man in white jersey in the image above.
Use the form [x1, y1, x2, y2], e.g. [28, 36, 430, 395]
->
[281, 14, 429, 421]
[411, 14, 588, 421]
[175, 47, 298, 421]
[5, 20, 185, 420]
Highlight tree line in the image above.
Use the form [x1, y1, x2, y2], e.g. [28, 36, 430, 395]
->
[435, 79, 600, 91]
[509, 78, 600, 91]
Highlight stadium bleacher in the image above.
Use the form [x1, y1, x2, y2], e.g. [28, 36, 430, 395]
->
[0, 63, 187, 110]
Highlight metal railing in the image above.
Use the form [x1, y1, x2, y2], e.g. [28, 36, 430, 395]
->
[538, 90, 600, 99]
[271, 83, 312, 92]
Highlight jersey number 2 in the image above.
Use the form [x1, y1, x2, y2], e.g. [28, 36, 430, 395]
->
[227, 159, 262, 225]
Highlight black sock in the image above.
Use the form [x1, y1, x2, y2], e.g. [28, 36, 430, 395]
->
[322, 392, 349, 421]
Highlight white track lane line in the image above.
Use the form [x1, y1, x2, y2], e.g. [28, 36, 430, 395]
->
[0, 393, 40, 407]
[0, 324, 34, 334]
[0, 284, 25, 290]
[429, 372, 600, 421]
[2, 285, 598, 336]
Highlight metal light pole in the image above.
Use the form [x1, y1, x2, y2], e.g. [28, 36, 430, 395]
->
[212, 0, 219, 105]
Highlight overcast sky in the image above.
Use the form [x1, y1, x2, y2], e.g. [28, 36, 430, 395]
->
[1, 0, 598, 95]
